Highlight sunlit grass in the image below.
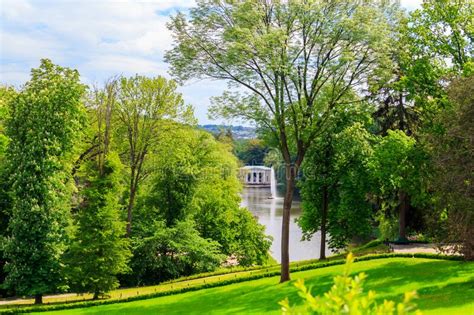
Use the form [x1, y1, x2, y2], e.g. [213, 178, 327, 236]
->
[1, 242, 390, 309]
[34, 258, 474, 315]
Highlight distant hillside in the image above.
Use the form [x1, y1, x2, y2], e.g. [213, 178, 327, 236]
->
[199, 125, 256, 139]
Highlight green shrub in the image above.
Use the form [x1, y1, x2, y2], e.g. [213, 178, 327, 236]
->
[280, 253, 421, 315]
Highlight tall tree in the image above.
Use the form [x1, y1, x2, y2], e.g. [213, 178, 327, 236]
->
[0, 86, 15, 297]
[66, 83, 131, 299]
[166, 0, 398, 281]
[427, 75, 474, 259]
[299, 102, 374, 258]
[115, 75, 192, 236]
[368, 130, 429, 242]
[4, 59, 85, 304]
[67, 154, 131, 299]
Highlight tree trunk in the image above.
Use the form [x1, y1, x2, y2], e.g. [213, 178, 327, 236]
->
[320, 185, 329, 260]
[126, 186, 136, 237]
[280, 165, 295, 283]
[398, 190, 409, 242]
[93, 292, 100, 300]
[34, 294, 42, 305]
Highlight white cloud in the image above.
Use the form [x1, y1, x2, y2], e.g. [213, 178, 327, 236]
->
[0, 0, 425, 124]
[80, 54, 168, 81]
[0, 0, 189, 83]
[0, 63, 30, 87]
[400, 0, 422, 11]
[0, 30, 66, 62]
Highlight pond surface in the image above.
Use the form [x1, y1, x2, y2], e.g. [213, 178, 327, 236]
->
[240, 187, 331, 263]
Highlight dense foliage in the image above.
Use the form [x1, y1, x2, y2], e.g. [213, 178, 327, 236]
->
[234, 139, 269, 166]
[128, 220, 223, 286]
[114, 75, 193, 236]
[128, 127, 271, 286]
[0, 61, 271, 301]
[3, 60, 86, 303]
[66, 154, 131, 299]
[298, 103, 375, 256]
[426, 76, 474, 259]
[297, 0, 473, 254]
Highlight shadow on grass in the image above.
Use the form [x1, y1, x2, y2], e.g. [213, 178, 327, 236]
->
[374, 281, 474, 311]
[298, 259, 474, 313]
[145, 276, 334, 314]
[361, 260, 471, 289]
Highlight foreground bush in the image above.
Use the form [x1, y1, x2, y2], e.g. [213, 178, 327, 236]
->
[280, 253, 421, 314]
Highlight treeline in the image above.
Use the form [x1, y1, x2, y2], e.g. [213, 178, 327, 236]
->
[0, 61, 271, 302]
[294, 1, 474, 260]
[297, 75, 473, 260]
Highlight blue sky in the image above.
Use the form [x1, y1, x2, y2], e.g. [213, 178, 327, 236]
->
[0, 0, 421, 124]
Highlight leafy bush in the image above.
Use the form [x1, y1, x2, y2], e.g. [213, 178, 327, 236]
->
[280, 253, 421, 315]
[375, 211, 399, 241]
[127, 220, 224, 286]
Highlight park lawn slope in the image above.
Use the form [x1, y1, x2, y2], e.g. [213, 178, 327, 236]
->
[0, 242, 390, 309]
[37, 258, 474, 315]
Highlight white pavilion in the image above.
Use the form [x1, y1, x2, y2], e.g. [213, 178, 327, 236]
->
[239, 165, 272, 187]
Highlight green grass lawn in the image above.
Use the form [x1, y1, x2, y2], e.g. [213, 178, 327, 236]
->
[37, 258, 474, 315]
[1, 243, 390, 309]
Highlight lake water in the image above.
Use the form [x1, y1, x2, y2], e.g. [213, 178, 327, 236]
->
[240, 187, 331, 263]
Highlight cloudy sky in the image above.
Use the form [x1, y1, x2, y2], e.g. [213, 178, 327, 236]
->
[0, 0, 421, 124]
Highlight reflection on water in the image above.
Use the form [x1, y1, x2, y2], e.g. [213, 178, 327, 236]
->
[241, 187, 331, 263]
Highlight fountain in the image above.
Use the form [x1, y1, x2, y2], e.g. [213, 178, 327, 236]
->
[270, 167, 277, 199]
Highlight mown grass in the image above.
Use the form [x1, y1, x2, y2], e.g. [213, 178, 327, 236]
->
[0, 241, 390, 309]
[35, 257, 474, 315]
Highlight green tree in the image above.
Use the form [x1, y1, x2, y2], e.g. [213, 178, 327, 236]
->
[189, 131, 271, 266]
[4, 59, 86, 304]
[368, 0, 473, 246]
[126, 127, 270, 286]
[142, 128, 271, 266]
[368, 131, 429, 242]
[368, 13, 440, 245]
[235, 139, 269, 166]
[115, 75, 193, 236]
[129, 220, 223, 285]
[0, 86, 15, 296]
[427, 75, 474, 259]
[67, 154, 131, 299]
[66, 84, 131, 299]
[372, 0, 473, 136]
[370, 20, 430, 137]
[138, 126, 200, 227]
[408, 0, 473, 74]
[166, 0, 398, 282]
[299, 103, 375, 258]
